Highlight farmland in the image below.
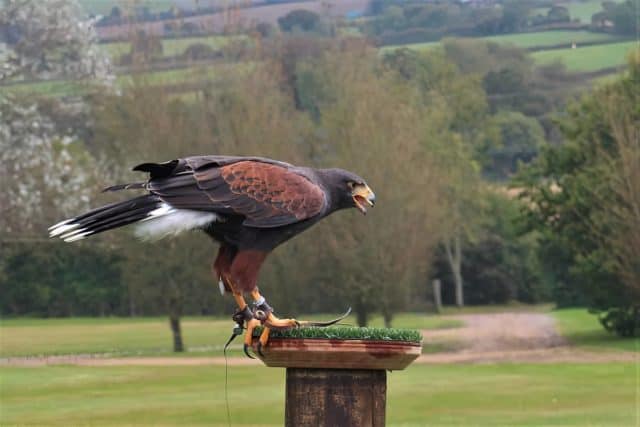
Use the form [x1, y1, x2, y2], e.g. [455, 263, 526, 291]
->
[101, 35, 244, 59]
[382, 31, 636, 77]
[384, 30, 622, 51]
[4, 29, 635, 99]
[78, 0, 176, 15]
[0, 64, 225, 97]
[531, 40, 638, 71]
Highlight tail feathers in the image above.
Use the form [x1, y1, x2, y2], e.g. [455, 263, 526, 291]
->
[102, 182, 147, 192]
[49, 195, 161, 242]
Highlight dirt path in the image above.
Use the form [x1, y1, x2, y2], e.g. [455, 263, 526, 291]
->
[418, 313, 637, 363]
[1, 313, 637, 366]
[423, 313, 567, 352]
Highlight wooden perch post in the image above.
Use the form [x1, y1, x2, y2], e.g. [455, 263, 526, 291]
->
[252, 334, 421, 426]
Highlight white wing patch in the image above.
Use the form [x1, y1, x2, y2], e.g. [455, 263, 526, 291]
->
[134, 203, 220, 240]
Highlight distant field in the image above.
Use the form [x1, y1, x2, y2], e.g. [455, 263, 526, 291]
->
[552, 308, 640, 352]
[532, 40, 638, 71]
[482, 30, 620, 48]
[102, 35, 242, 59]
[0, 313, 461, 358]
[382, 30, 622, 52]
[78, 0, 175, 16]
[1, 363, 636, 426]
[0, 64, 223, 97]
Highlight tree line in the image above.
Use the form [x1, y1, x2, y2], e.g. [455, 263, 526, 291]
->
[0, 1, 637, 343]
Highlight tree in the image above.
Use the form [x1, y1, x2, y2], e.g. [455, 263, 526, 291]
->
[130, 30, 163, 64]
[591, 0, 639, 35]
[278, 9, 321, 33]
[433, 192, 548, 305]
[0, 0, 112, 82]
[546, 6, 570, 23]
[304, 46, 445, 326]
[0, 0, 113, 236]
[484, 112, 545, 180]
[518, 54, 640, 336]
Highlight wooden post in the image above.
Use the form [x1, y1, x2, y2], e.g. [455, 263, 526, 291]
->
[433, 279, 442, 314]
[285, 368, 386, 427]
[253, 336, 421, 427]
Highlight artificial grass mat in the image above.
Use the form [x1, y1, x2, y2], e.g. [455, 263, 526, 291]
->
[253, 325, 422, 343]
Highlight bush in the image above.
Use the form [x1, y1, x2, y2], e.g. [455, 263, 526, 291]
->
[0, 242, 125, 316]
[598, 307, 640, 337]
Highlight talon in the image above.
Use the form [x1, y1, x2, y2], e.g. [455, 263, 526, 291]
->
[243, 318, 261, 359]
[304, 307, 352, 327]
[243, 343, 255, 359]
[258, 326, 271, 357]
[256, 342, 265, 358]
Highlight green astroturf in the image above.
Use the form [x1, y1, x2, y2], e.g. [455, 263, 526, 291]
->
[254, 325, 423, 343]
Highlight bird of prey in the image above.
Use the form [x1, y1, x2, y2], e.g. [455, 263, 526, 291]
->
[49, 155, 375, 356]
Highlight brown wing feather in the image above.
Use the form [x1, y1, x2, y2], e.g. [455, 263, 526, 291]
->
[147, 160, 326, 228]
[218, 161, 325, 227]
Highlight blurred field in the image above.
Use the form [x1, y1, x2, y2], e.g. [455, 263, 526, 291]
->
[531, 41, 638, 71]
[0, 65, 223, 97]
[0, 313, 462, 357]
[101, 35, 243, 59]
[382, 30, 621, 51]
[482, 30, 621, 48]
[78, 0, 175, 15]
[0, 363, 636, 426]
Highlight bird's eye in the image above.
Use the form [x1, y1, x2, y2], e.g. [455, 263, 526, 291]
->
[347, 181, 355, 190]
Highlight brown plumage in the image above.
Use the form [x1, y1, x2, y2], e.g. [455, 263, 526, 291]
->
[49, 155, 375, 354]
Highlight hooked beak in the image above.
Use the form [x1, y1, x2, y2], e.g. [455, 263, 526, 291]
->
[352, 184, 376, 215]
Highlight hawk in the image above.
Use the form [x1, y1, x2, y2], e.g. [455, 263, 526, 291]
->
[49, 156, 375, 356]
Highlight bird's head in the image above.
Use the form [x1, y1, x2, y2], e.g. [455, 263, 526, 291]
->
[319, 168, 376, 214]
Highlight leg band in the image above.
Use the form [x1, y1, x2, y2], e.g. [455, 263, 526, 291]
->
[256, 300, 273, 316]
[232, 305, 253, 324]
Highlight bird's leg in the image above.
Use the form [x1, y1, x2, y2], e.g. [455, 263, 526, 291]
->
[250, 289, 300, 329]
[250, 289, 300, 357]
[248, 289, 352, 356]
[220, 272, 258, 359]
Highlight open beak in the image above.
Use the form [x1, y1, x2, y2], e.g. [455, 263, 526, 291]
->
[352, 184, 376, 215]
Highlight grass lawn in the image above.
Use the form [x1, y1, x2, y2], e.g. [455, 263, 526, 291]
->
[381, 30, 621, 52]
[552, 308, 640, 352]
[0, 313, 461, 358]
[532, 40, 638, 71]
[0, 363, 637, 426]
